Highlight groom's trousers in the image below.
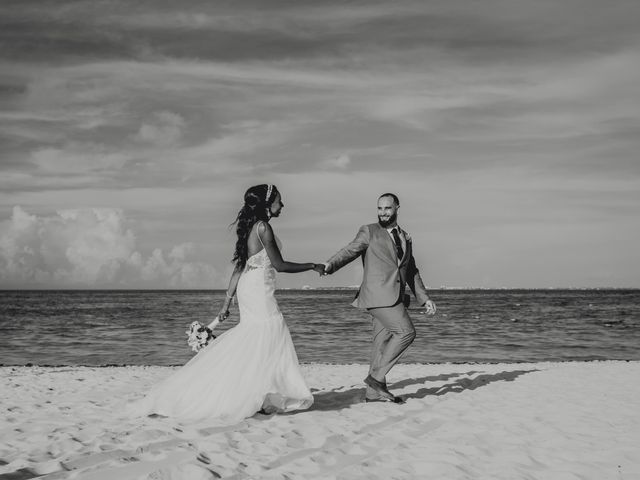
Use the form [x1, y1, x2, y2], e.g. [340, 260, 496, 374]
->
[366, 301, 416, 387]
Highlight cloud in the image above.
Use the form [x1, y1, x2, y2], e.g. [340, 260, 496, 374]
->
[5, 0, 639, 65]
[32, 143, 130, 173]
[0, 206, 218, 288]
[135, 111, 186, 147]
[320, 153, 351, 170]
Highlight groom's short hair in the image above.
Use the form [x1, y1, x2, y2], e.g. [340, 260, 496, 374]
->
[379, 192, 400, 206]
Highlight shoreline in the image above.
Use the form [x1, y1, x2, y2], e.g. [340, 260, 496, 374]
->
[2, 358, 638, 368]
[2, 361, 639, 479]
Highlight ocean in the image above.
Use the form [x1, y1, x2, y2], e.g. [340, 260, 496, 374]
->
[1, 289, 639, 366]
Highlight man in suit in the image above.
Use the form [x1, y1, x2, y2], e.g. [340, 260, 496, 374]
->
[324, 193, 437, 403]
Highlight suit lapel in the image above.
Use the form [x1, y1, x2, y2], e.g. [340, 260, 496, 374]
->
[374, 223, 398, 264]
[375, 223, 409, 266]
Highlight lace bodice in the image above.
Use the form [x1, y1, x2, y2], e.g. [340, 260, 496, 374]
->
[245, 248, 271, 271]
[244, 224, 281, 272]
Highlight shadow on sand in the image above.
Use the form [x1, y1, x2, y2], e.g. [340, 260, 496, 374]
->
[290, 368, 539, 414]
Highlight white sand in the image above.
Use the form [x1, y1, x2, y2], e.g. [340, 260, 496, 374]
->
[1, 362, 639, 480]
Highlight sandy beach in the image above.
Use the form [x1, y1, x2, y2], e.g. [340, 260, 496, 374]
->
[1, 361, 638, 480]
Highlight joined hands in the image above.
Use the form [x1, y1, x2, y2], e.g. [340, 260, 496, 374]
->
[312, 263, 327, 276]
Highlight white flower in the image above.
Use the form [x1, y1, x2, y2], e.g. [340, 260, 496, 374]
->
[185, 320, 215, 352]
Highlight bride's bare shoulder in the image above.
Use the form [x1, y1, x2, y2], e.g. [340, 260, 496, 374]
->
[255, 221, 275, 239]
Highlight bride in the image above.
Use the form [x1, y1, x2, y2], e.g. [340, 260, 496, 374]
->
[131, 184, 323, 423]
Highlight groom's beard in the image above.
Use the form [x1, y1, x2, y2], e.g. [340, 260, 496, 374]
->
[378, 212, 397, 228]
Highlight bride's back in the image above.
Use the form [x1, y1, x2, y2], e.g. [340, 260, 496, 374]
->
[246, 222, 267, 258]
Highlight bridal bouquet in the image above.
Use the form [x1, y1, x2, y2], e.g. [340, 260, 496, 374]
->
[186, 317, 220, 353]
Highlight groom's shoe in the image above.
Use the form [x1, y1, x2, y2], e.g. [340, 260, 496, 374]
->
[365, 395, 406, 404]
[364, 375, 406, 404]
[364, 375, 395, 401]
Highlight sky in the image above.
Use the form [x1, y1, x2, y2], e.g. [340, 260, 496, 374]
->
[1, 0, 639, 289]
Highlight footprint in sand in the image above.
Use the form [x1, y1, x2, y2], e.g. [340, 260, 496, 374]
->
[283, 430, 307, 449]
[26, 459, 61, 475]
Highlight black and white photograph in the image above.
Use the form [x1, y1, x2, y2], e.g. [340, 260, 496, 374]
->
[1, 1, 639, 479]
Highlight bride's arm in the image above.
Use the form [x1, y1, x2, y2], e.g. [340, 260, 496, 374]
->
[258, 222, 321, 274]
[217, 263, 242, 320]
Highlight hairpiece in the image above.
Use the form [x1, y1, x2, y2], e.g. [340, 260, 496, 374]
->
[266, 184, 273, 202]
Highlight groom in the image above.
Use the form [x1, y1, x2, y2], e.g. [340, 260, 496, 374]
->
[323, 193, 437, 403]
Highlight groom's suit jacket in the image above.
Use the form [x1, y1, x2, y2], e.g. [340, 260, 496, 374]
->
[326, 223, 430, 309]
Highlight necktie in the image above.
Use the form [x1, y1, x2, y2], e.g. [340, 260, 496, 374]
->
[391, 228, 404, 260]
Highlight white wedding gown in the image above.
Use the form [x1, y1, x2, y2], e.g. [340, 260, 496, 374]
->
[130, 240, 314, 424]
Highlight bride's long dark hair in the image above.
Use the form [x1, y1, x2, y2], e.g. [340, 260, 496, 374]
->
[231, 184, 280, 270]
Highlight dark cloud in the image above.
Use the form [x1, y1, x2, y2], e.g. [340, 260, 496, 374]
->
[0, 80, 27, 99]
[3, 0, 639, 65]
[0, 16, 138, 64]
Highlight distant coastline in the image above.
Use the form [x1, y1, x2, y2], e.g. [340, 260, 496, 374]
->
[294, 286, 640, 291]
[1, 286, 639, 292]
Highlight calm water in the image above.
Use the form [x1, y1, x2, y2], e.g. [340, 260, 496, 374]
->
[1, 289, 639, 366]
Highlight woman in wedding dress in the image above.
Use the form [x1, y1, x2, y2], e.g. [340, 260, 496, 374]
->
[131, 184, 323, 424]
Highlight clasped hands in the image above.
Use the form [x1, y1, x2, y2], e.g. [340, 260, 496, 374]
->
[312, 263, 329, 276]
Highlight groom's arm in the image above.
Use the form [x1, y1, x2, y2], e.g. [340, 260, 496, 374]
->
[324, 225, 370, 274]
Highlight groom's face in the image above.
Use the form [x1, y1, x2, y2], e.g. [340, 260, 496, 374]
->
[377, 196, 398, 227]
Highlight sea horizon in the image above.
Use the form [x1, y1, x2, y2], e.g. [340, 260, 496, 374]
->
[2, 286, 639, 291]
